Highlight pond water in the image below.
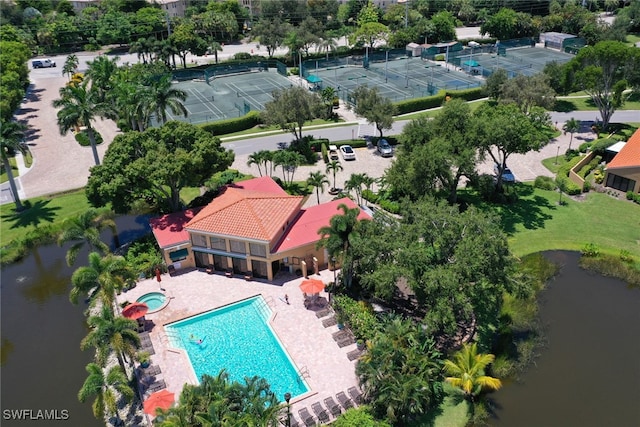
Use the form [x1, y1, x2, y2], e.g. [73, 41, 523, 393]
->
[490, 251, 640, 427]
[0, 216, 149, 427]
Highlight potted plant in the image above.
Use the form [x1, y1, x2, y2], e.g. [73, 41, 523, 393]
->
[356, 339, 365, 350]
[137, 351, 151, 368]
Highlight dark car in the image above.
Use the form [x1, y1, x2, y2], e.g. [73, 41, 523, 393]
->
[376, 139, 393, 157]
[494, 163, 516, 183]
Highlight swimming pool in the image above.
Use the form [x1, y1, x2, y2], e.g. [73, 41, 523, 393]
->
[136, 292, 167, 312]
[165, 296, 309, 399]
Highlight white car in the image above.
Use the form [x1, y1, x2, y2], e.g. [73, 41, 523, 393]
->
[340, 145, 356, 161]
[32, 59, 56, 68]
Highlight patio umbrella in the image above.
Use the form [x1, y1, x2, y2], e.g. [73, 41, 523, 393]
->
[143, 389, 175, 415]
[463, 60, 479, 67]
[121, 302, 148, 320]
[299, 278, 325, 294]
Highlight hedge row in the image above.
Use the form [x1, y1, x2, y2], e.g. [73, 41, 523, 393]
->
[332, 295, 379, 341]
[556, 155, 584, 195]
[394, 87, 485, 115]
[200, 111, 261, 135]
[577, 155, 602, 179]
[626, 191, 640, 205]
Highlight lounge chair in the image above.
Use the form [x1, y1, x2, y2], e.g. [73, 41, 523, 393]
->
[298, 407, 315, 426]
[332, 330, 351, 340]
[322, 316, 337, 328]
[288, 414, 301, 427]
[324, 396, 342, 417]
[315, 307, 332, 318]
[144, 379, 167, 395]
[336, 391, 354, 410]
[347, 348, 363, 361]
[143, 365, 161, 376]
[348, 386, 363, 405]
[337, 335, 355, 348]
[311, 402, 330, 424]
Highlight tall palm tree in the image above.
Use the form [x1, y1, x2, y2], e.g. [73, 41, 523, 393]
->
[53, 81, 104, 165]
[563, 118, 580, 151]
[70, 252, 133, 310]
[78, 363, 134, 425]
[62, 54, 79, 80]
[317, 203, 361, 287]
[81, 305, 140, 371]
[307, 171, 330, 204]
[208, 41, 223, 64]
[344, 173, 366, 206]
[444, 343, 502, 407]
[148, 74, 188, 125]
[273, 151, 304, 185]
[325, 159, 343, 192]
[85, 55, 119, 103]
[0, 120, 28, 211]
[318, 36, 338, 60]
[246, 151, 265, 176]
[58, 208, 117, 266]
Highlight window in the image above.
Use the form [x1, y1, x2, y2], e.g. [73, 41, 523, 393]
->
[229, 240, 246, 254]
[606, 173, 636, 192]
[192, 234, 207, 247]
[249, 243, 267, 258]
[169, 248, 188, 262]
[210, 237, 227, 251]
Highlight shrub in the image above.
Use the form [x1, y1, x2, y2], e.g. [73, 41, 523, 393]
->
[475, 173, 497, 201]
[362, 189, 379, 204]
[233, 52, 251, 60]
[556, 155, 584, 195]
[289, 67, 299, 76]
[581, 242, 600, 257]
[593, 169, 605, 184]
[564, 149, 579, 161]
[534, 175, 556, 191]
[291, 136, 319, 165]
[395, 91, 446, 114]
[619, 250, 633, 264]
[332, 295, 379, 341]
[75, 129, 103, 147]
[582, 180, 591, 192]
[200, 111, 261, 135]
[580, 254, 640, 287]
[577, 155, 602, 179]
[590, 138, 617, 155]
[435, 54, 445, 61]
[578, 142, 591, 153]
[626, 191, 634, 201]
[379, 198, 400, 214]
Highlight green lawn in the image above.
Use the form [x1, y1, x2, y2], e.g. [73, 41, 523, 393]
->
[464, 184, 640, 259]
[555, 92, 640, 112]
[626, 34, 640, 46]
[220, 118, 351, 140]
[0, 189, 91, 246]
[0, 158, 19, 183]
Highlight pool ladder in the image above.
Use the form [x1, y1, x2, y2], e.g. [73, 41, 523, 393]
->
[160, 330, 185, 350]
[297, 365, 310, 380]
[256, 296, 274, 320]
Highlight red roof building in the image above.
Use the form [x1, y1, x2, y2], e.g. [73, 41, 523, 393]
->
[605, 128, 640, 193]
[150, 176, 371, 280]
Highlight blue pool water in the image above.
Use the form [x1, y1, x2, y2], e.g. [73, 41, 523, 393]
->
[136, 292, 166, 311]
[165, 296, 309, 399]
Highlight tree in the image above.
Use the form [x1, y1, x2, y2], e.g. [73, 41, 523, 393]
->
[357, 316, 443, 425]
[58, 208, 116, 266]
[317, 203, 362, 288]
[351, 85, 397, 137]
[170, 21, 208, 68]
[568, 41, 640, 130]
[62, 54, 79, 80]
[472, 103, 550, 191]
[247, 151, 265, 176]
[307, 171, 330, 204]
[499, 73, 556, 114]
[325, 159, 343, 191]
[157, 370, 280, 427]
[484, 68, 507, 100]
[85, 55, 119, 103]
[344, 173, 368, 206]
[81, 305, 140, 372]
[480, 8, 536, 40]
[52, 80, 104, 166]
[563, 118, 580, 151]
[0, 120, 28, 211]
[261, 86, 324, 142]
[70, 252, 133, 310]
[96, 9, 133, 46]
[272, 150, 305, 185]
[148, 74, 188, 124]
[86, 121, 234, 213]
[320, 86, 337, 119]
[444, 343, 501, 415]
[429, 10, 457, 43]
[252, 17, 290, 58]
[78, 363, 134, 425]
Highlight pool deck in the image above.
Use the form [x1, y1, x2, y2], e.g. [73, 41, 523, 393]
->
[117, 268, 359, 420]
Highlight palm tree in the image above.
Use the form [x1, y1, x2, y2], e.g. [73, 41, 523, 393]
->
[148, 74, 188, 125]
[247, 151, 265, 176]
[53, 81, 104, 165]
[78, 363, 134, 425]
[70, 252, 133, 310]
[444, 343, 502, 408]
[273, 151, 304, 185]
[325, 159, 343, 192]
[307, 171, 330, 204]
[62, 54, 79, 80]
[0, 120, 28, 211]
[81, 305, 140, 371]
[58, 208, 117, 266]
[85, 55, 119, 103]
[563, 118, 580, 151]
[344, 173, 366, 206]
[318, 36, 338, 60]
[317, 203, 361, 287]
[208, 41, 223, 64]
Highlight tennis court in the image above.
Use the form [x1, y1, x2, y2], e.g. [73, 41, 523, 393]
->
[164, 69, 293, 125]
[307, 57, 482, 103]
[452, 46, 574, 78]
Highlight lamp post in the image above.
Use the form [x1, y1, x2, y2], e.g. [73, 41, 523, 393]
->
[284, 392, 291, 427]
[331, 257, 337, 303]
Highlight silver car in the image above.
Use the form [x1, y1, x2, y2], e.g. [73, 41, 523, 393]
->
[376, 139, 393, 157]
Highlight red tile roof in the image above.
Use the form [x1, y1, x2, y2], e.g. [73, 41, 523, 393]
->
[186, 186, 303, 241]
[607, 128, 640, 170]
[230, 176, 288, 195]
[150, 207, 202, 249]
[273, 198, 371, 253]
